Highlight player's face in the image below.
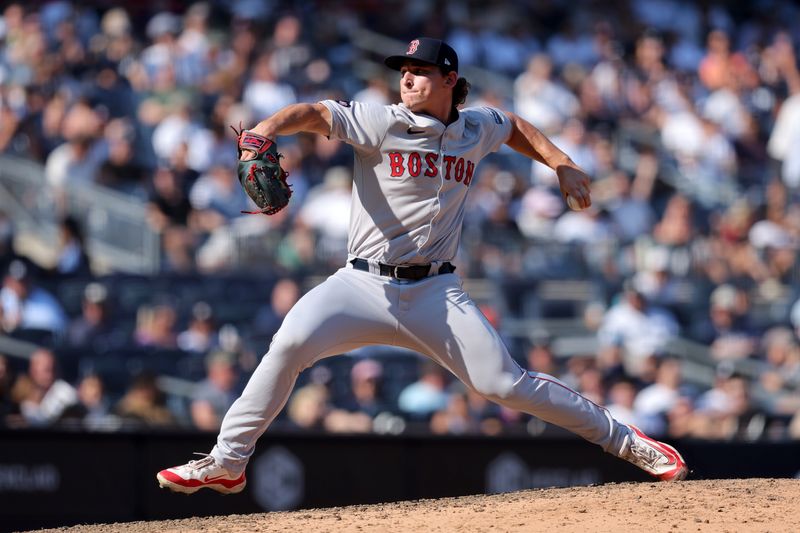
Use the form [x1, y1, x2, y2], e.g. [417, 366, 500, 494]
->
[399, 61, 454, 113]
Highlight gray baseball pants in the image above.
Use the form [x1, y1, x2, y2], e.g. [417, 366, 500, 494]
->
[210, 265, 631, 475]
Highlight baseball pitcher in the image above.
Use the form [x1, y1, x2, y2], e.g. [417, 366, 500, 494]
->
[157, 38, 687, 494]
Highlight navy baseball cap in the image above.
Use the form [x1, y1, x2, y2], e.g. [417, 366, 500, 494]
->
[385, 37, 459, 74]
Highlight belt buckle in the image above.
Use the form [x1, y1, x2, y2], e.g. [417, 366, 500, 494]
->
[393, 265, 402, 279]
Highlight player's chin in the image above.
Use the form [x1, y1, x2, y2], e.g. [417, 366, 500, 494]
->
[401, 94, 423, 109]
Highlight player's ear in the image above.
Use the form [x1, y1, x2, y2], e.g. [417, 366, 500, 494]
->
[444, 72, 457, 86]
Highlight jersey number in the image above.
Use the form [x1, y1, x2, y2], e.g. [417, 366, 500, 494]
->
[388, 151, 475, 186]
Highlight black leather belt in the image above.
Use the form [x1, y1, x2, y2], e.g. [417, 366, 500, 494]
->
[350, 258, 455, 281]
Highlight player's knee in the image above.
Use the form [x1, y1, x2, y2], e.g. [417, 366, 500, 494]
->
[266, 331, 314, 369]
[469, 373, 518, 404]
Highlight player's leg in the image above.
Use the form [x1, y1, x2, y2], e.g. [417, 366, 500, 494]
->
[157, 267, 399, 493]
[396, 274, 687, 481]
[397, 274, 626, 450]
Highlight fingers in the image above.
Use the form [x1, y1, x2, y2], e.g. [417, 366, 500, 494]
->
[564, 176, 592, 209]
[565, 189, 592, 210]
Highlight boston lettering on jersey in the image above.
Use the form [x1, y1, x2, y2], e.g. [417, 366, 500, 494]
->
[387, 151, 475, 186]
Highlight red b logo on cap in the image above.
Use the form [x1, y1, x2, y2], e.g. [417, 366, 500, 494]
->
[406, 39, 419, 55]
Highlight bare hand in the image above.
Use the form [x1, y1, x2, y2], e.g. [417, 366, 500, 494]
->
[556, 164, 592, 210]
[239, 150, 258, 161]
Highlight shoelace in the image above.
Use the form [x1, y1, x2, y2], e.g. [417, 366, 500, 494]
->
[186, 453, 216, 470]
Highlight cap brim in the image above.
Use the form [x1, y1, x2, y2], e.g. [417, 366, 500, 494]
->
[384, 55, 439, 71]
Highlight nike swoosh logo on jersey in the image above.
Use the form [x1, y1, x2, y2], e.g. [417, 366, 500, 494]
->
[407, 127, 426, 135]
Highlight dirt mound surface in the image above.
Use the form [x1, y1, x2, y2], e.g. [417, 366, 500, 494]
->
[25, 478, 799, 533]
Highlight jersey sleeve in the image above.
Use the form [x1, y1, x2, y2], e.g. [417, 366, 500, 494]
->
[468, 106, 513, 154]
[319, 99, 392, 151]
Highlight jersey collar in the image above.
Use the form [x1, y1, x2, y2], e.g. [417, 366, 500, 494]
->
[398, 103, 464, 135]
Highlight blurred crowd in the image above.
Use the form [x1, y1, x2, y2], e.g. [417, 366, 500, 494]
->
[2, 0, 800, 441]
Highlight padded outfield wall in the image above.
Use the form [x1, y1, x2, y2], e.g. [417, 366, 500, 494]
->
[1, 430, 799, 532]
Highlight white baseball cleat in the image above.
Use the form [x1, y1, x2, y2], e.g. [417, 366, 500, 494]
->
[622, 425, 688, 482]
[157, 453, 246, 494]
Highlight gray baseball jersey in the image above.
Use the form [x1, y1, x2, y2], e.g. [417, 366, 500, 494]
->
[210, 101, 632, 475]
[321, 100, 511, 265]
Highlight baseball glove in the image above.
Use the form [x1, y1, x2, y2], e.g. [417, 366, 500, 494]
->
[232, 126, 292, 215]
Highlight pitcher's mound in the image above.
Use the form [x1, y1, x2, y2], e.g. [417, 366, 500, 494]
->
[26, 478, 800, 533]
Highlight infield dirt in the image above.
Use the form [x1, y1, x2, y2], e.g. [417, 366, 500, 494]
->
[24, 478, 800, 533]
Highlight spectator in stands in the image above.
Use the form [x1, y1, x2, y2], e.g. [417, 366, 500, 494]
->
[275, 224, 318, 275]
[757, 326, 800, 420]
[789, 410, 800, 440]
[468, 386, 513, 435]
[597, 277, 679, 376]
[0, 98, 20, 155]
[764, 30, 800, 155]
[252, 278, 301, 346]
[430, 385, 476, 435]
[297, 133, 352, 188]
[242, 51, 297, 119]
[0, 354, 21, 426]
[191, 350, 240, 431]
[707, 285, 757, 361]
[431, 377, 516, 435]
[576, 364, 606, 406]
[559, 354, 595, 393]
[150, 100, 200, 166]
[43, 101, 108, 190]
[628, 248, 684, 312]
[633, 355, 687, 420]
[600, 170, 656, 244]
[605, 377, 665, 436]
[284, 361, 374, 434]
[0, 259, 67, 337]
[296, 166, 353, 265]
[187, 118, 239, 177]
[552, 202, 613, 244]
[513, 53, 579, 137]
[596, 339, 627, 383]
[764, 326, 800, 391]
[513, 181, 565, 242]
[526, 337, 560, 378]
[96, 119, 146, 196]
[546, 16, 599, 68]
[353, 76, 392, 106]
[52, 216, 92, 278]
[664, 395, 697, 439]
[178, 301, 218, 354]
[694, 372, 765, 441]
[146, 165, 197, 273]
[15, 348, 78, 426]
[189, 163, 252, 230]
[0, 212, 21, 286]
[699, 29, 752, 93]
[638, 194, 698, 278]
[397, 361, 449, 421]
[323, 407, 373, 433]
[533, 119, 598, 188]
[286, 383, 333, 431]
[335, 358, 391, 420]
[75, 373, 116, 431]
[133, 301, 178, 349]
[266, 14, 313, 79]
[113, 372, 175, 428]
[67, 282, 118, 350]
